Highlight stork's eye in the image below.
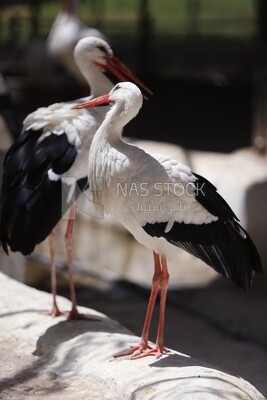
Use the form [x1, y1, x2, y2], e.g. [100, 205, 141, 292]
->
[96, 45, 108, 55]
[113, 85, 121, 92]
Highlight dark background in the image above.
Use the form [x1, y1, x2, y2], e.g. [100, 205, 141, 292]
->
[1, 0, 267, 152]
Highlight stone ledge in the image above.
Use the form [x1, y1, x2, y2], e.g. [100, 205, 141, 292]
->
[0, 272, 265, 400]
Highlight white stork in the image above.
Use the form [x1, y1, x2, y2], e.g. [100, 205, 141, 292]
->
[73, 82, 262, 357]
[47, 0, 106, 84]
[0, 40, 152, 319]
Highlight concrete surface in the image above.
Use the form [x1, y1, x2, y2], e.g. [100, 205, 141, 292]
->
[73, 279, 267, 398]
[0, 272, 265, 400]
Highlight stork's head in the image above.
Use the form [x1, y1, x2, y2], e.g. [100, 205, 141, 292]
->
[73, 82, 143, 127]
[108, 82, 143, 115]
[74, 37, 152, 99]
[74, 37, 112, 69]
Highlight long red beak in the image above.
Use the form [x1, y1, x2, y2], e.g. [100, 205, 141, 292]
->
[72, 94, 110, 109]
[94, 55, 153, 99]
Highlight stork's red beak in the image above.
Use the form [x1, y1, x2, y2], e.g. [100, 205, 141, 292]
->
[72, 94, 110, 109]
[94, 55, 153, 99]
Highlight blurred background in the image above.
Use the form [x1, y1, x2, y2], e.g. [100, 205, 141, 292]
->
[1, 0, 267, 150]
[0, 0, 267, 396]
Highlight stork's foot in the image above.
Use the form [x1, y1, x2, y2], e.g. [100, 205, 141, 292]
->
[115, 342, 169, 359]
[41, 305, 68, 318]
[114, 341, 152, 358]
[133, 344, 169, 359]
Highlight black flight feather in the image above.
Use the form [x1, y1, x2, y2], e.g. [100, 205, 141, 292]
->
[143, 173, 262, 291]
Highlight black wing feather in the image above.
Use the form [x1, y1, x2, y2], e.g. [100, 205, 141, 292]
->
[0, 128, 87, 255]
[143, 173, 262, 291]
[193, 172, 239, 221]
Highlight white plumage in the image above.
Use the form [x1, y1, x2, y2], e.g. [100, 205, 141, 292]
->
[80, 84, 217, 253]
[74, 82, 261, 357]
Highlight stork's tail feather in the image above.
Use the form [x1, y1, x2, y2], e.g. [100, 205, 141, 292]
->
[222, 220, 262, 290]
[173, 220, 262, 291]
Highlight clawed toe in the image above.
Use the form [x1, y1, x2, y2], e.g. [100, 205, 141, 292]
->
[41, 306, 68, 318]
[114, 342, 169, 359]
[133, 346, 169, 359]
[114, 342, 151, 358]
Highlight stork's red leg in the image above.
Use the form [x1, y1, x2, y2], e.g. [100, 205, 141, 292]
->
[64, 204, 85, 319]
[49, 230, 61, 316]
[115, 251, 162, 358]
[155, 255, 169, 352]
[136, 255, 170, 358]
[43, 230, 66, 317]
